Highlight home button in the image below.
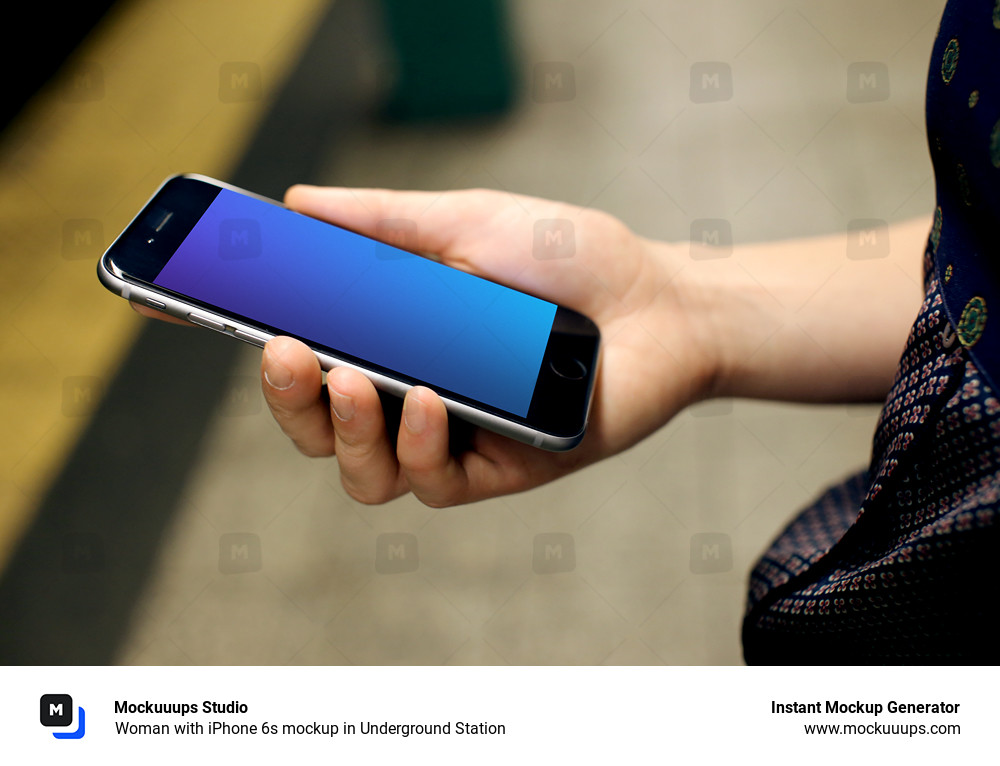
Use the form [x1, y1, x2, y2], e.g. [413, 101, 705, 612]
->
[549, 355, 587, 381]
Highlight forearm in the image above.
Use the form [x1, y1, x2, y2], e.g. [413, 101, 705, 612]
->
[675, 216, 931, 404]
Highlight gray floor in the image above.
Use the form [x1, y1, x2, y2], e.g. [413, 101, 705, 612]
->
[118, 0, 945, 665]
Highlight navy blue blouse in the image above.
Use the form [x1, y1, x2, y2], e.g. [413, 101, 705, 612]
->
[743, 0, 1000, 663]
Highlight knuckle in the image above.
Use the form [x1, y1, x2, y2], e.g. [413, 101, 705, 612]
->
[340, 475, 392, 506]
[334, 420, 388, 463]
[413, 485, 460, 509]
[294, 441, 334, 459]
[421, 497, 453, 509]
[335, 432, 381, 463]
[264, 395, 300, 424]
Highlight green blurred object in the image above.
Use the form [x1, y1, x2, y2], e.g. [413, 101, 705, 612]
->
[378, 0, 517, 121]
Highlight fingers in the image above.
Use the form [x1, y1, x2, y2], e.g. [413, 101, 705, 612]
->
[284, 184, 481, 259]
[129, 301, 192, 325]
[261, 337, 337, 457]
[325, 376, 477, 508]
[396, 387, 472, 507]
[325, 366, 407, 504]
[282, 184, 604, 315]
[260, 336, 473, 505]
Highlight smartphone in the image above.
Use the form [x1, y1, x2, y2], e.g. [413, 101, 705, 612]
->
[97, 175, 600, 451]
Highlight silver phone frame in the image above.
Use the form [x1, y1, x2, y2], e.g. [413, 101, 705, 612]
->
[97, 174, 597, 451]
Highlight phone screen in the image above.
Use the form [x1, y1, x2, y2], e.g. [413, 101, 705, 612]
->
[150, 187, 558, 417]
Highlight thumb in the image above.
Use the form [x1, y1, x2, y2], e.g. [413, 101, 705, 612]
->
[284, 185, 477, 258]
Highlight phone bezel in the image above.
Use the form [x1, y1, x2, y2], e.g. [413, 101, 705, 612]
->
[99, 175, 601, 450]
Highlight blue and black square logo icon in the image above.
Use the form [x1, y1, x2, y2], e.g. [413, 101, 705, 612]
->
[40, 694, 86, 739]
[40, 694, 73, 727]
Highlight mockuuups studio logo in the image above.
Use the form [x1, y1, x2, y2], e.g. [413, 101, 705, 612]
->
[533, 219, 575, 259]
[532, 62, 575, 103]
[62, 376, 105, 417]
[220, 375, 262, 417]
[690, 62, 732, 103]
[219, 62, 262, 102]
[689, 219, 733, 259]
[689, 533, 732, 574]
[219, 219, 262, 259]
[533, 533, 575, 574]
[219, 533, 262, 574]
[40, 694, 86, 739]
[375, 219, 418, 260]
[63, 63, 104, 103]
[847, 62, 890, 103]
[62, 219, 103, 260]
[847, 219, 889, 260]
[375, 533, 418, 574]
[61, 533, 105, 573]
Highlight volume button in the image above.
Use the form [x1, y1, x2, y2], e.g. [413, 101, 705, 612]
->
[233, 329, 270, 347]
[187, 313, 226, 331]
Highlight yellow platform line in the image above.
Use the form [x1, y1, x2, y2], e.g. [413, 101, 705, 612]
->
[0, 0, 330, 572]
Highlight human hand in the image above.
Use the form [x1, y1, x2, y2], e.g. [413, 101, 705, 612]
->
[261, 185, 719, 506]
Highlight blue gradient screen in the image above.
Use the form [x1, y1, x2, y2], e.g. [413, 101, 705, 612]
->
[153, 189, 557, 416]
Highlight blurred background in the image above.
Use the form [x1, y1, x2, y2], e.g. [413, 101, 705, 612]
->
[0, 0, 944, 664]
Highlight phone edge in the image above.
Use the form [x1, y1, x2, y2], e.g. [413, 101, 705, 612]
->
[96, 175, 591, 452]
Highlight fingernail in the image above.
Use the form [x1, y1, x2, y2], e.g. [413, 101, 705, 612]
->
[263, 349, 294, 390]
[330, 387, 355, 422]
[403, 391, 427, 434]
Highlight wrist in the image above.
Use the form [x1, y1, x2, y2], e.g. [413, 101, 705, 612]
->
[665, 222, 927, 406]
[641, 238, 752, 407]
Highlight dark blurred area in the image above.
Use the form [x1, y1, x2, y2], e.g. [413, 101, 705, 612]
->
[378, 0, 516, 121]
[2, 2, 121, 130]
[0, 0, 518, 664]
[3, 0, 518, 133]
